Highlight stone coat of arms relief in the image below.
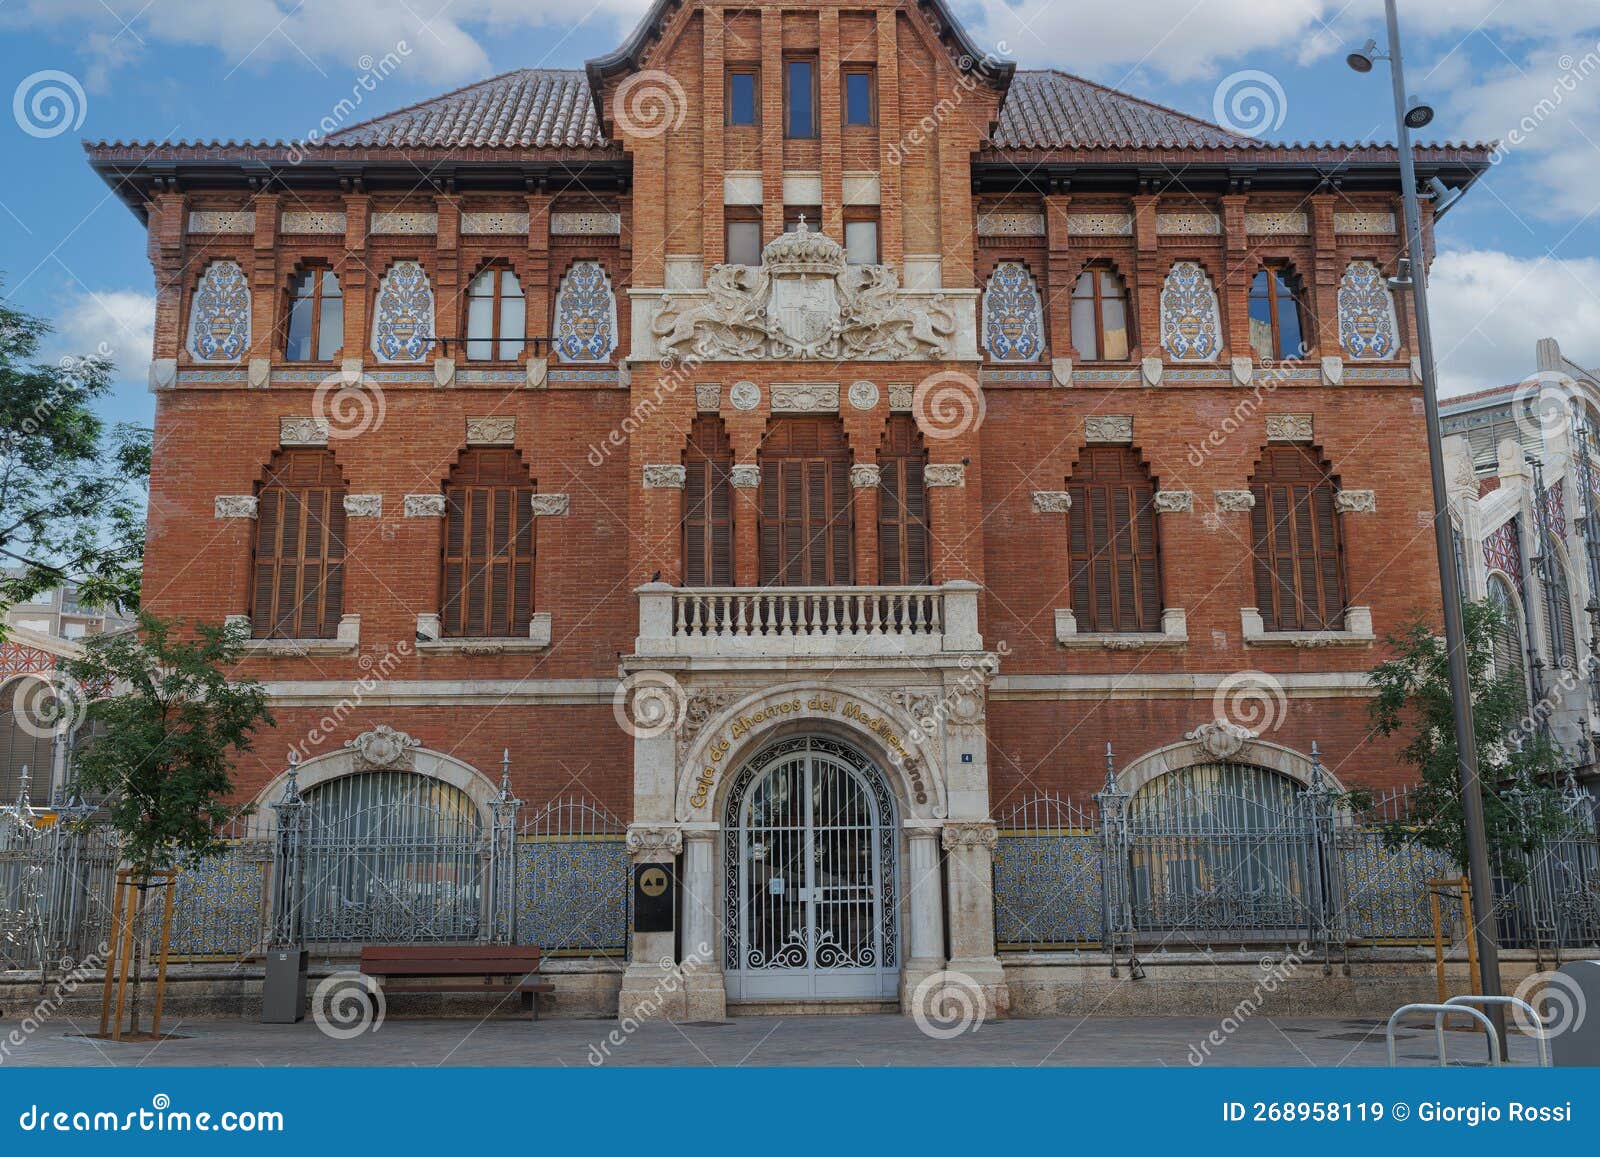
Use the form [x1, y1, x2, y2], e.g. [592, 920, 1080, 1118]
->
[644, 223, 969, 362]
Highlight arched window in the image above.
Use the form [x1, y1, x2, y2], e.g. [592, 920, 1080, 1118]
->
[758, 417, 854, 586]
[877, 415, 931, 585]
[284, 266, 343, 362]
[463, 265, 525, 362]
[186, 260, 251, 362]
[441, 448, 536, 638]
[1158, 261, 1222, 361]
[1066, 446, 1162, 632]
[1543, 552, 1578, 669]
[683, 416, 733, 586]
[251, 449, 348, 639]
[297, 771, 483, 944]
[981, 261, 1045, 362]
[1069, 263, 1132, 361]
[1248, 445, 1346, 632]
[1248, 265, 1308, 361]
[1127, 763, 1310, 933]
[1487, 573, 1528, 702]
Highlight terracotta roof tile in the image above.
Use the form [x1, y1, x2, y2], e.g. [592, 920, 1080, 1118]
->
[993, 70, 1259, 150]
[326, 68, 605, 149]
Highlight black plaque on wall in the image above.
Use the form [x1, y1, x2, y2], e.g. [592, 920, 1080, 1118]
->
[633, 862, 676, 933]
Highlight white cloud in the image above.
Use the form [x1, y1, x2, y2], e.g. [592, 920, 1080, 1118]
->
[47, 288, 156, 388]
[1428, 248, 1600, 396]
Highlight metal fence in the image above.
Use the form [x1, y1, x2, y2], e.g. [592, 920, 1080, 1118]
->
[995, 767, 1600, 962]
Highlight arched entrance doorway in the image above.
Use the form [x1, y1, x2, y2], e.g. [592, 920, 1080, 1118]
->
[722, 736, 899, 1001]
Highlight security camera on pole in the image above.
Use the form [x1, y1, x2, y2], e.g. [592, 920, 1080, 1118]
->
[1346, 1, 1506, 1054]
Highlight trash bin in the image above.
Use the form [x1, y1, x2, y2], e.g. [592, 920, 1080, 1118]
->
[262, 948, 308, 1024]
[1551, 959, 1600, 1066]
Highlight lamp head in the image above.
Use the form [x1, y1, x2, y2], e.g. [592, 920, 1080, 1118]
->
[1404, 95, 1435, 129]
[1346, 39, 1380, 73]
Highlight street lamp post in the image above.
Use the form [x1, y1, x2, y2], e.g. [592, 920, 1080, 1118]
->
[1350, 0, 1506, 1048]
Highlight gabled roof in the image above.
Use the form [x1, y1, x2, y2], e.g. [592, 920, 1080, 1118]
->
[325, 68, 605, 149]
[993, 70, 1257, 150]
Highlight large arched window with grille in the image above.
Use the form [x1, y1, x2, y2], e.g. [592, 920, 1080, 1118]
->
[1126, 762, 1312, 934]
[441, 448, 535, 638]
[1066, 445, 1162, 632]
[297, 771, 484, 944]
[1543, 552, 1579, 670]
[1487, 573, 1529, 704]
[758, 417, 854, 586]
[683, 416, 733, 586]
[251, 449, 347, 639]
[877, 415, 931, 585]
[1248, 444, 1346, 632]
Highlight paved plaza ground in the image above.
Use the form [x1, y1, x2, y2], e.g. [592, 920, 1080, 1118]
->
[0, 1013, 1545, 1067]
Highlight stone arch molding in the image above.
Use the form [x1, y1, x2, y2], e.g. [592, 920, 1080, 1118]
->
[251, 725, 501, 833]
[674, 683, 949, 824]
[1117, 726, 1347, 798]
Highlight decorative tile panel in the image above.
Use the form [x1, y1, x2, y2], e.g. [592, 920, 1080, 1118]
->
[550, 212, 622, 235]
[1337, 261, 1401, 361]
[1066, 212, 1133, 236]
[187, 210, 255, 234]
[461, 212, 529, 234]
[280, 210, 346, 234]
[553, 261, 618, 363]
[370, 211, 438, 234]
[370, 261, 436, 364]
[1159, 261, 1222, 362]
[981, 261, 1045, 362]
[1483, 518, 1524, 593]
[977, 210, 1045, 236]
[1334, 211, 1397, 234]
[1245, 211, 1308, 234]
[185, 261, 251, 362]
[1156, 212, 1222, 235]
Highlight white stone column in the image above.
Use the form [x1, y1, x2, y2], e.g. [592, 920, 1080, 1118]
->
[680, 828, 727, 1019]
[899, 827, 947, 1012]
[617, 824, 685, 1021]
[940, 822, 1010, 1017]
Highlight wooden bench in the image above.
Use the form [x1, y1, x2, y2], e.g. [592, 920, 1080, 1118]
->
[358, 946, 554, 1018]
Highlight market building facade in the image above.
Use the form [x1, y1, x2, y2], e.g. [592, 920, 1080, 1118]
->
[66, 0, 1549, 1020]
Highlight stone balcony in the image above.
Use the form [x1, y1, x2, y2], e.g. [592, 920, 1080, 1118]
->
[632, 581, 983, 661]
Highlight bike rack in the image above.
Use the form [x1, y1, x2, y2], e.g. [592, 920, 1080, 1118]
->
[1445, 994, 1551, 1067]
[1386, 1002, 1499, 1067]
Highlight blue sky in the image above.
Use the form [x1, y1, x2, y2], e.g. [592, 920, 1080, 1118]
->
[1, 0, 1597, 434]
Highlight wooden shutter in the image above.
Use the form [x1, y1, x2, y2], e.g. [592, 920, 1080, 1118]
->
[683, 417, 733, 586]
[1248, 445, 1346, 631]
[441, 448, 536, 637]
[877, 415, 931, 585]
[249, 449, 347, 639]
[757, 417, 855, 585]
[1065, 446, 1162, 632]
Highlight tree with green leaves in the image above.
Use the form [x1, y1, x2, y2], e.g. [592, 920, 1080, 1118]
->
[0, 288, 150, 636]
[61, 614, 272, 1035]
[1363, 599, 1578, 874]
